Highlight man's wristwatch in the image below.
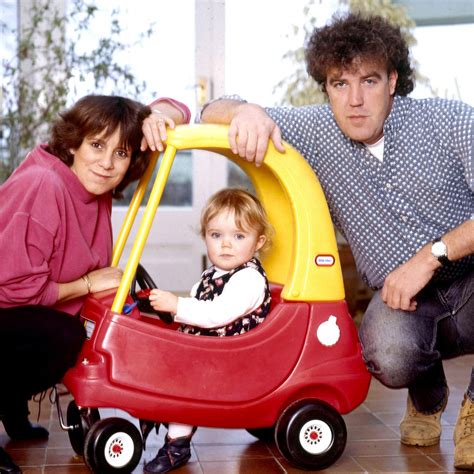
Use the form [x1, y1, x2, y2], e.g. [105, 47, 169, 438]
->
[431, 238, 449, 265]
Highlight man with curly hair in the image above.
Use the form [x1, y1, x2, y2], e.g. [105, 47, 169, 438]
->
[201, 13, 474, 470]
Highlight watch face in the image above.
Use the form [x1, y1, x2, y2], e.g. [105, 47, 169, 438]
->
[432, 240, 447, 258]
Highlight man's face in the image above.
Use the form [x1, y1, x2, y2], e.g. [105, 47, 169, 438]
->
[325, 60, 397, 144]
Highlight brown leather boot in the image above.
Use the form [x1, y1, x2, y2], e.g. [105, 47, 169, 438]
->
[454, 394, 474, 470]
[400, 392, 447, 446]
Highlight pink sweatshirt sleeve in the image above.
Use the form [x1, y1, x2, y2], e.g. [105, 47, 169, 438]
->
[149, 97, 191, 124]
[0, 212, 59, 307]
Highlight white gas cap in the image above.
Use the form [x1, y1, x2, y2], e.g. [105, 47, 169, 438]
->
[316, 315, 340, 346]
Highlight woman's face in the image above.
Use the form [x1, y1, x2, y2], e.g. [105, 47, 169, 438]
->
[70, 128, 131, 195]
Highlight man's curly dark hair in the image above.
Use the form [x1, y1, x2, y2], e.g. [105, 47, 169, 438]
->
[305, 13, 414, 96]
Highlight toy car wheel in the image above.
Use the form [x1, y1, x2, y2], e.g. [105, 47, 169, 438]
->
[246, 427, 275, 443]
[67, 400, 101, 456]
[84, 418, 143, 473]
[275, 400, 347, 470]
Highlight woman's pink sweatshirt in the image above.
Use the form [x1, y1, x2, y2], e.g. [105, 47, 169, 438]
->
[0, 145, 113, 315]
[0, 98, 190, 315]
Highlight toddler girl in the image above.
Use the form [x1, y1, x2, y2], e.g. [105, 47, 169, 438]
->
[144, 188, 273, 474]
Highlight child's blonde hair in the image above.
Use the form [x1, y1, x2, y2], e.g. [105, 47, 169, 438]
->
[200, 188, 273, 254]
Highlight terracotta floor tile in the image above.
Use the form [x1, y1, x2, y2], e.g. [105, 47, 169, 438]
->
[344, 410, 382, 426]
[45, 447, 85, 465]
[344, 439, 422, 456]
[5, 446, 46, 466]
[428, 453, 465, 472]
[200, 458, 284, 473]
[43, 466, 93, 473]
[4, 437, 49, 450]
[346, 422, 400, 441]
[45, 432, 76, 449]
[363, 398, 406, 412]
[194, 442, 273, 462]
[280, 453, 366, 473]
[354, 453, 442, 472]
[18, 468, 43, 474]
[372, 410, 405, 426]
[422, 439, 459, 455]
[192, 427, 256, 444]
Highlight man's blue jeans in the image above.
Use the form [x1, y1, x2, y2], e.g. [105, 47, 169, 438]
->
[359, 270, 474, 414]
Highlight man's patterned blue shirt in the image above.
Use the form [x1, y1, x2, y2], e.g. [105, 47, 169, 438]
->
[266, 95, 473, 289]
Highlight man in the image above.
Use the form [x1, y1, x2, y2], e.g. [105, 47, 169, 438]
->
[201, 13, 474, 470]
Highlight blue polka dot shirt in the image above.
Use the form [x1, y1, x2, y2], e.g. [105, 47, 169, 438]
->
[264, 95, 473, 289]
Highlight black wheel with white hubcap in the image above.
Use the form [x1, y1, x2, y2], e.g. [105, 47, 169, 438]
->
[66, 400, 100, 456]
[275, 399, 347, 470]
[84, 418, 143, 473]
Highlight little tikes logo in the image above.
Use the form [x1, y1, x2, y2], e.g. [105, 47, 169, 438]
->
[314, 254, 335, 266]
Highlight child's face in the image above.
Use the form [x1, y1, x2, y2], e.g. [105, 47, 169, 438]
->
[204, 210, 266, 271]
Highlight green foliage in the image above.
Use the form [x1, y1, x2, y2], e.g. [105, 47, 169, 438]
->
[273, 0, 328, 106]
[274, 0, 432, 106]
[0, 0, 153, 182]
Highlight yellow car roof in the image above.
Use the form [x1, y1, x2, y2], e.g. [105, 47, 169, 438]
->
[112, 124, 344, 313]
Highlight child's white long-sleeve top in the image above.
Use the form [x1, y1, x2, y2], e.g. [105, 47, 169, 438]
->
[175, 266, 266, 329]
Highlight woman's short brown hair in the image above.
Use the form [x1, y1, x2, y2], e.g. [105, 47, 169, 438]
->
[306, 13, 414, 96]
[47, 95, 152, 198]
[200, 188, 273, 254]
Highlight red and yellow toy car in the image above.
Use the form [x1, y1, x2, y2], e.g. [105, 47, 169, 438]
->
[58, 124, 371, 473]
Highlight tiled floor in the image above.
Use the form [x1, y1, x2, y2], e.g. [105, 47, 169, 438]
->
[2, 355, 473, 473]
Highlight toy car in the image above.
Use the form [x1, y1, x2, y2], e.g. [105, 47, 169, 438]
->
[58, 124, 371, 473]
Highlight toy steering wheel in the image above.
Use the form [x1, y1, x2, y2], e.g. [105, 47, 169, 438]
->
[130, 263, 174, 324]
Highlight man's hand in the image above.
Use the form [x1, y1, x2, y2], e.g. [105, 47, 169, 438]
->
[381, 245, 439, 311]
[228, 103, 285, 166]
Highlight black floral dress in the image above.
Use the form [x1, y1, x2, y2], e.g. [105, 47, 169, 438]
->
[179, 257, 271, 337]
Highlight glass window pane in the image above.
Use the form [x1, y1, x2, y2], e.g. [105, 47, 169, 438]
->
[116, 151, 192, 207]
[227, 161, 254, 193]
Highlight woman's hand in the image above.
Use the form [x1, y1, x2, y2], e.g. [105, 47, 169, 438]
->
[57, 266, 123, 303]
[149, 288, 178, 313]
[86, 267, 124, 293]
[141, 110, 176, 152]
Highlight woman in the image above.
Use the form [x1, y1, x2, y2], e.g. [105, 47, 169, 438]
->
[0, 94, 190, 474]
